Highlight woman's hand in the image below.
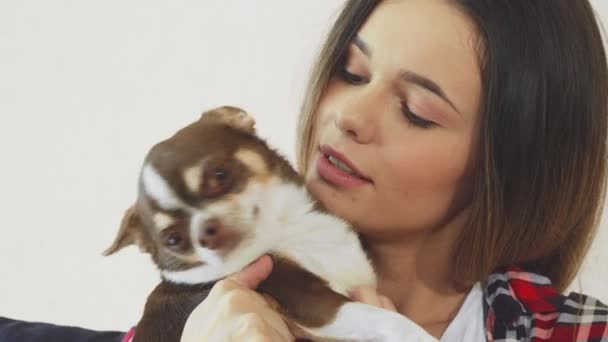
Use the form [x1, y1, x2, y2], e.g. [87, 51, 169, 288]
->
[349, 285, 397, 311]
[181, 255, 294, 342]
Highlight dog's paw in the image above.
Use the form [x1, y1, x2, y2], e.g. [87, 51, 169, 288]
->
[201, 105, 255, 133]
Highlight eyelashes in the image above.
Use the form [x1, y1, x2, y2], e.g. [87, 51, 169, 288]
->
[335, 57, 436, 129]
[337, 64, 367, 85]
[401, 103, 435, 129]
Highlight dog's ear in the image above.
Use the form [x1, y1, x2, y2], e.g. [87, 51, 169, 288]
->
[102, 205, 148, 256]
[200, 106, 256, 133]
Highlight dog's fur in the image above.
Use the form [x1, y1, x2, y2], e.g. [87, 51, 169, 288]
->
[104, 106, 436, 341]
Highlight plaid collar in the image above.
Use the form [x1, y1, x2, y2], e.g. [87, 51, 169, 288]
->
[485, 266, 567, 324]
[484, 266, 608, 341]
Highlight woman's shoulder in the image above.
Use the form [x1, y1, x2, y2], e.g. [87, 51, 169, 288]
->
[482, 266, 608, 341]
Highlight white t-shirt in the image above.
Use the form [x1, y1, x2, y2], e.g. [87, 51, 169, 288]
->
[439, 282, 486, 341]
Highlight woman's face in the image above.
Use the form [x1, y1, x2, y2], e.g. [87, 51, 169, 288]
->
[306, 0, 482, 238]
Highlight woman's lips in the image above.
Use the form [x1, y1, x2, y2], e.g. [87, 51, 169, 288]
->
[316, 146, 372, 188]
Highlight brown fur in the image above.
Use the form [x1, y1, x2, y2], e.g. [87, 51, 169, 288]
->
[130, 256, 351, 342]
[105, 106, 357, 341]
[132, 281, 215, 342]
[259, 255, 348, 328]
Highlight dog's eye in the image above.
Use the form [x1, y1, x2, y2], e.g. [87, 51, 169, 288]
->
[164, 231, 183, 248]
[213, 169, 228, 181]
[202, 167, 231, 198]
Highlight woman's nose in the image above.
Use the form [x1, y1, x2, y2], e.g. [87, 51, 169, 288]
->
[335, 92, 379, 144]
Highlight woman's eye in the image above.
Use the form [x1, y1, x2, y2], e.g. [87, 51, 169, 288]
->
[336, 56, 368, 85]
[402, 104, 435, 129]
[338, 67, 367, 85]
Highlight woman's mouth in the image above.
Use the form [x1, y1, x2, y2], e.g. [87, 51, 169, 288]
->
[316, 145, 372, 188]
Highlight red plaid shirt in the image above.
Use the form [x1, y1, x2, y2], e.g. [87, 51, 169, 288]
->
[122, 266, 608, 342]
[485, 266, 608, 341]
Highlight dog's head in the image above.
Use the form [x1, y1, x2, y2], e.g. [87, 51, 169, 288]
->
[103, 106, 302, 283]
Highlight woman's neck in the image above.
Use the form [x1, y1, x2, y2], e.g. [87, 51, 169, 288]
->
[361, 207, 472, 338]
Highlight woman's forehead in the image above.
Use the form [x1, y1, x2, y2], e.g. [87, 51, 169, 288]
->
[357, 0, 482, 122]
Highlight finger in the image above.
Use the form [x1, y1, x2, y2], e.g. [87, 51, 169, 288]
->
[252, 307, 294, 341]
[378, 295, 397, 311]
[183, 281, 257, 340]
[218, 298, 292, 341]
[230, 313, 292, 342]
[182, 287, 233, 342]
[349, 285, 384, 307]
[228, 255, 274, 289]
[186, 302, 274, 342]
[205, 278, 242, 304]
[220, 289, 292, 340]
[221, 293, 293, 341]
[202, 255, 273, 306]
[218, 287, 269, 316]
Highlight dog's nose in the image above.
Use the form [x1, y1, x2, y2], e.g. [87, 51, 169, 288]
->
[198, 219, 239, 250]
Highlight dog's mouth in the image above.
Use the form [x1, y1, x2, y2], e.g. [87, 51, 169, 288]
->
[198, 219, 243, 250]
[194, 218, 246, 263]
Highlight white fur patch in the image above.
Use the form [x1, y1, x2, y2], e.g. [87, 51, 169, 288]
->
[141, 164, 185, 210]
[161, 178, 376, 296]
[302, 302, 438, 342]
[162, 264, 227, 285]
[153, 213, 175, 231]
[183, 164, 203, 193]
[235, 149, 268, 175]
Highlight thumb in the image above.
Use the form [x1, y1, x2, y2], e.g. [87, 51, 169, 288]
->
[228, 255, 273, 289]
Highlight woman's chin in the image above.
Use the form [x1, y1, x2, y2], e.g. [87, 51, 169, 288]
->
[306, 177, 334, 207]
[307, 177, 359, 223]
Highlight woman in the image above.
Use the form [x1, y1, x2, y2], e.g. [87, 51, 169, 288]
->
[1, 0, 606, 341]
[181, 0, 608, 341]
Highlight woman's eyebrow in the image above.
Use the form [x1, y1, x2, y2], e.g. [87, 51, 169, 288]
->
[353, 34, 460, 115]
[398, 70, 461, 115]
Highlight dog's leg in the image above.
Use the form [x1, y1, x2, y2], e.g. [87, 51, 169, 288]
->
[301, 302, 438, 342]
[259, 257, 437, 342]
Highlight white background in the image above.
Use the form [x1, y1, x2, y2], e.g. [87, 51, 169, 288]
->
[1, 1, 606, 332]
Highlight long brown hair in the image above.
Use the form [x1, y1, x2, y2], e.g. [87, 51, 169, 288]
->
[296, 0, 608, 292]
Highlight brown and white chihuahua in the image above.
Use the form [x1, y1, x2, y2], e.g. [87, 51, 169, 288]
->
[104, 106, 436, 342]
